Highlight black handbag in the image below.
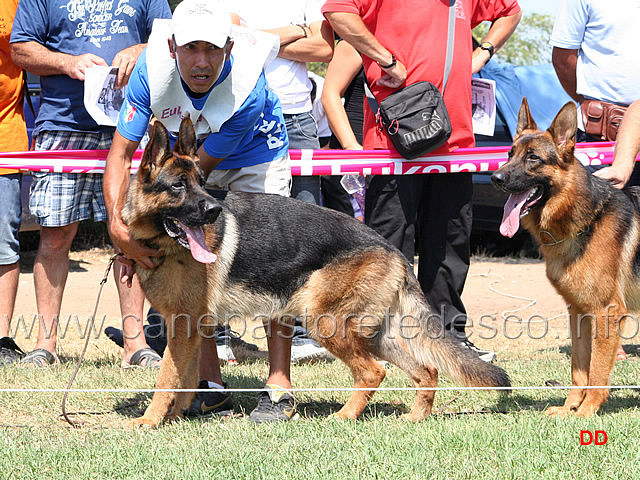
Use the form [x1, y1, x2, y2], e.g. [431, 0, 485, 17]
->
[376, 81, 452, 159]
[365, 0, 455, 159]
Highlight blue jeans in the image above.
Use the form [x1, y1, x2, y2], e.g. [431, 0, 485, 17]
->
[285, 112, 321, 205]
[0, 174, 22, 265]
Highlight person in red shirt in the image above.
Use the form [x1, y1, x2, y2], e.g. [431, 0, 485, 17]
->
[323, 0, 521, 361]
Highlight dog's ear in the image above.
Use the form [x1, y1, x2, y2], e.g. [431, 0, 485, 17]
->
[174, 116, 198, 161]
[547, 102, 577, 157]
[515, 97, 539, 139]
[139, 120, 172, 180]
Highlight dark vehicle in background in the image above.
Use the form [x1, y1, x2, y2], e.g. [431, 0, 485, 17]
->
[471, 110, 529, 254]
[469, 62, 577, 255]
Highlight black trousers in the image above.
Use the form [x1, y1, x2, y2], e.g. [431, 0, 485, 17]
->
[364, 173, 473, 336]
[320, 175, 355, 216]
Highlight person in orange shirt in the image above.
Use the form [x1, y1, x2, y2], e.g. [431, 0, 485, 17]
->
[0, 0, 28, 364]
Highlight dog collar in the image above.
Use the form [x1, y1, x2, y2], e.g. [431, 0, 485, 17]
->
[539, 225, 591, 246]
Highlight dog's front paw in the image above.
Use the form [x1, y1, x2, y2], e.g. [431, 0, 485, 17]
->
[574, 404, 599, 418]
[128, 416, 163, 429]
[544, 406, 571, 417]
[400, 412, 427, 423]
[327, 411, 356, 421]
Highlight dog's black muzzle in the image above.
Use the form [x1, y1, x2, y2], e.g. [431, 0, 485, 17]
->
[201, 197, 222, 224]
[491, 170, 508, 191]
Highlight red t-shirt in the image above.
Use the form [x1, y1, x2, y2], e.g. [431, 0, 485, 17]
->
[322, 0, 521, 153]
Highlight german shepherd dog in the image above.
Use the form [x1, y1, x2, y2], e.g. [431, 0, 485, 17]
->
[492, 98, 640, 417]
[123, 117, 510, 427]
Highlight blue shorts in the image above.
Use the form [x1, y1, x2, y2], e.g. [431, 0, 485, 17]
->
[30, 131, 113, 227]
[0, 173, 22, 265]
[285, 111, 321, 204]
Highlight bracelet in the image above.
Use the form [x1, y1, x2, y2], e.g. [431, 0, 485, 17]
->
[378, 53, 396, 69]
[296, 24, 308, 38]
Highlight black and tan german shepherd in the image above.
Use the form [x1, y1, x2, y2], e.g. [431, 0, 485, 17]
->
[492, 98, 640, 417]
[124, 117, 510, 426]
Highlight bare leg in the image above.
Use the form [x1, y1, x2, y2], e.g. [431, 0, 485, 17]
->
[32, 224, 78, 357]
[0, 262, 20, 338]
[113, 261, 159, 366]
[199, 337, 224, 385]
[264, 318, 293, 389]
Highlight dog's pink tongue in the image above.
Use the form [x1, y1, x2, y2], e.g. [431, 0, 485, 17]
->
[500, 190, 532, 238]
[179, 222, 217, 264]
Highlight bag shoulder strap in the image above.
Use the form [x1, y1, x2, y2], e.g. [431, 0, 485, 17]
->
[364, 0, 456, 110]
[22, 70, 36, 118]
[442, 0, 456, 92]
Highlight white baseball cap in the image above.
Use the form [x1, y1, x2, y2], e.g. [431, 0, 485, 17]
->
[171, 0, 232, 48]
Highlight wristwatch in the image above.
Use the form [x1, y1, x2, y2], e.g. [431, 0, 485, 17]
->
[479, 41, 494, 59]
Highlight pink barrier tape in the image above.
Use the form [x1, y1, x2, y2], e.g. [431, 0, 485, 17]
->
[0, 142, 619, 175]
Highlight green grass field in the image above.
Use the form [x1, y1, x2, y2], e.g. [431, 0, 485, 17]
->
[1, 347, 638, 479]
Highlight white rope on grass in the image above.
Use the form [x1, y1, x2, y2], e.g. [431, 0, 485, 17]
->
[474, 270, 565, 323]
[0, 385, 639, 393]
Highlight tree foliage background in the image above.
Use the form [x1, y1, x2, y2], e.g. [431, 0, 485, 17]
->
[472, 13, 554, 66]
[167, 3, 553, 75]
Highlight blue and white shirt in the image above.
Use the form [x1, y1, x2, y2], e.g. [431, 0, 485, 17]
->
[118, 22, 288, 169]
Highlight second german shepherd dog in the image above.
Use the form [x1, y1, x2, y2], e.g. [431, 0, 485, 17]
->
[492, 98, 639, 417]
[124, 118, 510, 427]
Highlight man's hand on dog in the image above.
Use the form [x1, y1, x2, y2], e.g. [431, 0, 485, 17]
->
[593, 165, 633, 189]
[108, 219, 163, 272]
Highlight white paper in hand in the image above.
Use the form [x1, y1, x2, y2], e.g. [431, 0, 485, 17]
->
[471, 78, 496, 137]
[84, 66, 126, 126]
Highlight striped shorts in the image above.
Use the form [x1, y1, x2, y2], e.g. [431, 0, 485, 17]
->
[30, 131, 114, 227]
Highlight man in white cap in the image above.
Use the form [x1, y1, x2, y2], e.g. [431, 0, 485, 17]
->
[104, 0, 296, 423]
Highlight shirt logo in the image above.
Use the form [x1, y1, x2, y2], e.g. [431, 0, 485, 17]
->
[455, 0, 465, 20]
[124, 102, 136, 123]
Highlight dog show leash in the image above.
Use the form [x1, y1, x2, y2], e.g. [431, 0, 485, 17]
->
[60, 252, 122, 427]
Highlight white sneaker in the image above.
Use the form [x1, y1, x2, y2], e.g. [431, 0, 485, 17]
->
[290, 326, 335, 364]
[216, 344, 238, 365]
[460, 338, 496, 363]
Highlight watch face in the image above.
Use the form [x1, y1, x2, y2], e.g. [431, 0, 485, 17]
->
[480, 42, 494, 55]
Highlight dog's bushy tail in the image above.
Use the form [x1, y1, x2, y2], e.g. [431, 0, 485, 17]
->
[398, 274, 511, 390]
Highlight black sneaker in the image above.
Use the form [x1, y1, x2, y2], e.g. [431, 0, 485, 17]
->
[215, 325, 258, 351]
[248, 384, 299, 423]
[0, 337, 24, 366]
[460, 338, 496, 363]
[184, 380, 233, 417]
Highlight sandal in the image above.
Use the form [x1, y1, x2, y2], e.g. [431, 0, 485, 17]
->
[616, 345, 628, 361]
[0, 337, 25, 365]
[122, 348, 162, 369]
[20, 348, 59, 367]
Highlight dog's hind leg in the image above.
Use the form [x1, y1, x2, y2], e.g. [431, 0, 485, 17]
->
[389, 354, 438, 421]
[310, 312, 387, 420]
[371, 336, 439, 422]
[403, 367, 438, 422]
[330, 348, 387, 420]
[131, 316, 201, 427]
[545, 310, 591, 417]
